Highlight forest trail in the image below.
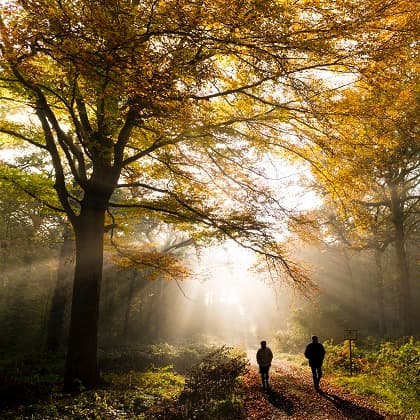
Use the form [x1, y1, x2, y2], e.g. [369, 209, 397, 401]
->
[243, 360, 402, 420]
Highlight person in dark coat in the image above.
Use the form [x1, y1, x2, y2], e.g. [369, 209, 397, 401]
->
[256, 340, 273, 389]
[304, 335, 325, 392]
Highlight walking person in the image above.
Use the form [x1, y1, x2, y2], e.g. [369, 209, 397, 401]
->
[256, 340, 273, 389]
[304, 335, 325, 392]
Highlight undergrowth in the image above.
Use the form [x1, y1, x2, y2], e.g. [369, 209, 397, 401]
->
[324, 337, 420, 417]
[0, 344, 249, 419]
[3, 339, 417, 418]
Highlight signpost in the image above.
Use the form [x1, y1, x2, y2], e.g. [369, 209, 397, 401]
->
[344, 329, 358, 376]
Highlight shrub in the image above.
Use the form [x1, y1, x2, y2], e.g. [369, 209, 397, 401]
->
[98, 342, 214, 374]
[323, 340, 370, 375]
[165, 346, 250, 419]
[183, 346, 249, 401]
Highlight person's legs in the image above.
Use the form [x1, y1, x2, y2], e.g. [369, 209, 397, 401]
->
[260, 366, 269, 388]
[263, 369, 269, 388]
[316, 366, 322, 383]
[312, 365, 323, 391]
[310, 366, 319, 390]
[259, 366, 265, 388]
[310, 366, 316, 384]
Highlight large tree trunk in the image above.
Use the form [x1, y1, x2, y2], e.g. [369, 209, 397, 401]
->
[389, 182, 412, 336]
[46, 223, 74, 353]
[64, 204, 106, 391]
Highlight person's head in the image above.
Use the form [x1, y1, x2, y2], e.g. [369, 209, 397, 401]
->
[312, 335, 318, 343]
[260, 340, 267, 348]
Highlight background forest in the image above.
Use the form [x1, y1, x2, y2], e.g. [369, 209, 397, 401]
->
[1, 205, 419, 357]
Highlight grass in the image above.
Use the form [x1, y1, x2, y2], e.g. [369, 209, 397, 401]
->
[1, 367, 185, 419]
[323, 338, 420, 418]
[329, 373, 420, 417]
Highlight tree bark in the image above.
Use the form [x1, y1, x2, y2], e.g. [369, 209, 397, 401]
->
[46, 223, 74, 353]
[122, 270, 137, 342]
[374, 248, 386, 336]
[64, 203, 106, 391]
[342, 249, 359, 329]
[389, 182, 412, 336]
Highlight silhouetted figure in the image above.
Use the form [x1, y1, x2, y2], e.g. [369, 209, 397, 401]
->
[256, 340, 273, 389]
[304, 335, 325, 392]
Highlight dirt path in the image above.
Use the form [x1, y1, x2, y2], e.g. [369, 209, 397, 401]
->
[243, 361, 404, 419]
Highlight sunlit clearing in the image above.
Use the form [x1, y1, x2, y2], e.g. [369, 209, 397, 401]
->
[168, 242, 291, 351]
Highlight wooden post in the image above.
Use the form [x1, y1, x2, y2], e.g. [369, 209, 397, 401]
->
[344, 330, 358, 376]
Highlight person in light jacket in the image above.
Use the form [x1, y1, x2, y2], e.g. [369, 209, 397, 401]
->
[256, 340, 273, 389]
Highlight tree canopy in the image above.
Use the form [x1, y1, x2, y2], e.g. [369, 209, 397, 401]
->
[2, 0, 408, 282]
[285, 10, 419, 335]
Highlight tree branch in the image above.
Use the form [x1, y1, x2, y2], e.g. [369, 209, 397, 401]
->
[0, 128, 48, 150]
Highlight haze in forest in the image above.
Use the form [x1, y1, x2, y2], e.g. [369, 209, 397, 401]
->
[0, 0, 418, 402]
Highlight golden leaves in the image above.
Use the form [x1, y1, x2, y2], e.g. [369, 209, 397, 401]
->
[111, 243, 191, 282]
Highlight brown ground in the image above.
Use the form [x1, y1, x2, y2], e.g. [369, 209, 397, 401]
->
[243, 361, 407, 420]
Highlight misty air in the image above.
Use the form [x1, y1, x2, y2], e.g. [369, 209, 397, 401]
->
[0, 0, 418, 418]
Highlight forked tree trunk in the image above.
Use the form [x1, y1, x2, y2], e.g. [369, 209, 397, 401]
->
[389, 182, 412, 336]
[64, 204, 106, 391]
